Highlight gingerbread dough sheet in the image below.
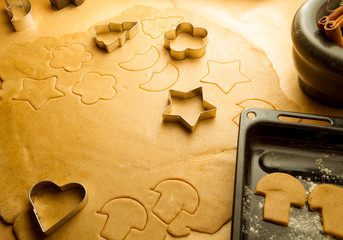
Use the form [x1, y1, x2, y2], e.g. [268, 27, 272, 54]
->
[0, 5, 300, 240]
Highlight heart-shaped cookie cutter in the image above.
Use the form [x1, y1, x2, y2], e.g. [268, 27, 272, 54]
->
[5, 0, 34, 31]
[29, 181, 88, 236]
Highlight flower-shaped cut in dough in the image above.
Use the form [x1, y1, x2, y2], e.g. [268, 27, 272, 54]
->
[72, 72, 116, 105]
[49, 43, 92, 72]
[164, 22, 208, 60]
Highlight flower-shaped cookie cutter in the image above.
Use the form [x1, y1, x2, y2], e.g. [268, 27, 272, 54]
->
[29, 181, 88, 236]
[164, 22, 209, 60]
[162, 87, 216, 132]
[5, 0, 34, 31]
[94, 22, 139, 53]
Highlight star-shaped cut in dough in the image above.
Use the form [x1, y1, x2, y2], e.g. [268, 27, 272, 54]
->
[13, 76, 64, 110]
[162, 87, 216, 132]
[200, 60, 251, 94]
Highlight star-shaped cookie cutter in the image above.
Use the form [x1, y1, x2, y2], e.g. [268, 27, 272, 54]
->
[162, 87, 216, 132]
[5, 0, 34, 31]
[94, 22, 139, 53]
[29, 181, 88, 236]
[164, 22, 209, 60]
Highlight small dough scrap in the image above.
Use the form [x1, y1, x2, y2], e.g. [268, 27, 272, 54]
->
[308, 184, 343, 239]
[254, 172, 306, 226]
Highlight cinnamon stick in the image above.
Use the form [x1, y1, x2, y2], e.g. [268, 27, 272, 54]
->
[318, 5, 343, 32]
[324, 14, 343, 47]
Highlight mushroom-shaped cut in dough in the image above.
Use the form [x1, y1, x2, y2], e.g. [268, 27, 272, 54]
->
[98, 198, 147, 240]
[308, 184, 343, 239]
[152, 179, 199, 225]
[254, 172, 306, 226]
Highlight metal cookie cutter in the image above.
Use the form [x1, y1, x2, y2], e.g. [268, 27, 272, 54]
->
[50, 0, 85, 10]
[5, 0, 34, 31]
[164, 22, 209, 60]
[162, 87, 216, 132]
[94, 22, 139, 53]
[29, 181, 88, 236]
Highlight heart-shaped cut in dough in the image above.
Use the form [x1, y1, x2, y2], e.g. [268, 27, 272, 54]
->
[29, 181, 88, 236]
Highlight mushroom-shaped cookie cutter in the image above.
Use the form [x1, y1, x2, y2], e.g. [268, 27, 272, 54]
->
[5, 0, 34, 31]
[162, 87, 216, 132]
[164, 22, 209, 60]
[94, 22, 139, 53]
[29, 181, 88, 236]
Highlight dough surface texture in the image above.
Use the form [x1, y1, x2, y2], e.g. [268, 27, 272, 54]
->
[0, 5, 300, 240]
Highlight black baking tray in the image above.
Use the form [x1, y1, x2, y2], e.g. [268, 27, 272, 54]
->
[231, 108, 343, 240]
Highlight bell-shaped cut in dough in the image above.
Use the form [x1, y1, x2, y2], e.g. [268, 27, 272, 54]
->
[308, 184, 343, 239]
[254, 172, 306, 226]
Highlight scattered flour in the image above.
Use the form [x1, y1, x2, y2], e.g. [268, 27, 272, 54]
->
[311, 153, 343, 184]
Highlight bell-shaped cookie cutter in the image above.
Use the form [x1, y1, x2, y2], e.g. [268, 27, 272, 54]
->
[94, 22, 139, 53]
[5, 0, 34, 31]
[29, 181, 88, 236]
[164, 22, 209, 60]
[162, 87, 216, 132]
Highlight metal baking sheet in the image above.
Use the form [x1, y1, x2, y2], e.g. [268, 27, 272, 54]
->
[231, 108, 343, 240]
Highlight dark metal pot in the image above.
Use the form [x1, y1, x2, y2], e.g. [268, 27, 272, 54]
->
[292, 0, 343, 107]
